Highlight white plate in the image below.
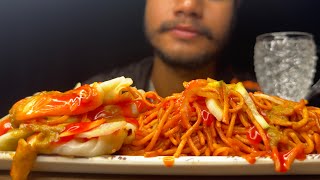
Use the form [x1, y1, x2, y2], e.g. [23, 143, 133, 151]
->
[1, 151, 320, 175]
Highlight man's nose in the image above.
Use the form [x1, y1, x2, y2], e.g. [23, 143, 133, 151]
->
[173, 0, 203, 18]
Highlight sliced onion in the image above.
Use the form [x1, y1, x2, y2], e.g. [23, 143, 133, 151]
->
[205, 98, 223, 121]
[96, 76, 133, 104]
[205, 80, 223, 121]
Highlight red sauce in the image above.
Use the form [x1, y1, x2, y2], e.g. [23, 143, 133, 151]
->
[49, 84, 102, 114]
[134, 100, 150, 113]
[59, 119, 105, 137]
[271, 144, 306, 173]
[163, 156, 175, 167]
[246, 126, 262, 145]
[201, 109, 214, 126]
[125, 118, 139, 127]
[0, 117, 12, 136]
[278, 151, 290, 172]
[12, 84, 103, 121]
[53, 135, 74, 145]
[119, 102, 137, 118]
[278, 148, 305, 172]
[196, 98, 214, 126]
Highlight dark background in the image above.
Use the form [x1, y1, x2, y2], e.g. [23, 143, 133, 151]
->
[0, 0, 319, 115]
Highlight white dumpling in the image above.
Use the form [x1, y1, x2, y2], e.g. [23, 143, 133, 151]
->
[50, 121, 137, 157]
[51, 129, 127, 157]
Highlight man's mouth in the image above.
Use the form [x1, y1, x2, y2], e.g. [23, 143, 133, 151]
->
[169, 25, 201, 39]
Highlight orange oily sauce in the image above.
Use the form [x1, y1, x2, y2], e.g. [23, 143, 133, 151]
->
[163, 156, 175, 167]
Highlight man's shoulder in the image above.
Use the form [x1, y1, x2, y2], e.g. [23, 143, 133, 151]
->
[84, 57, 154, 90]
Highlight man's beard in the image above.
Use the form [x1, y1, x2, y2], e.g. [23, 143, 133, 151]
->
[145, 19, 226, 70]
[153, 46, 218, 70]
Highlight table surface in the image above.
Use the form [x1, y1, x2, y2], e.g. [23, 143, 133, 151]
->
[1, 171, 320, 180]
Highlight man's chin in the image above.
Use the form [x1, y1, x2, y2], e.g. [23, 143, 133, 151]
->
[163, 61, 210, 70]
[155, 49, 214, 70]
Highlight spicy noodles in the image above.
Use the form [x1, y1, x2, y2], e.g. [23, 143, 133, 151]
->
[121, 78, 320, 172]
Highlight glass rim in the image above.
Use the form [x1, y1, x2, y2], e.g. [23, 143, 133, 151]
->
[256, 31, 314, 41]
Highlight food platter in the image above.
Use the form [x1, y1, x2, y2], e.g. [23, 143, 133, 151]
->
[1, 151, 320, 175]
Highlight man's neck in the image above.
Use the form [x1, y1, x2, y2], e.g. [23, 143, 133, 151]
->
[151, 57, 217, 97]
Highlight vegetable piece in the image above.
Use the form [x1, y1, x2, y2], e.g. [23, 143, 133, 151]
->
[205, 80, 223, 121]
[234, 82, 270, 129]
[205, 98, 223, 122]
[99, 76, 133, 104]
[0, 129, 33, 151]
[267, 126, 282, 147]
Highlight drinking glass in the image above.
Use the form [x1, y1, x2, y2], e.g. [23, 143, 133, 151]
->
[254, 31, 318, 101]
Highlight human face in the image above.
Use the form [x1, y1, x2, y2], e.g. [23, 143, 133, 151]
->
[145, 0, 236, 68]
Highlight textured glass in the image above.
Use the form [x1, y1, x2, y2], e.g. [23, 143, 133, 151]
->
[254, 32, 318, 101]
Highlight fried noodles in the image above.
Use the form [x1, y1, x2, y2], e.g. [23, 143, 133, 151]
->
[121, 78, 320, 172]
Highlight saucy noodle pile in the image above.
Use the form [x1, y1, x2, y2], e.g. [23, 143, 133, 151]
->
[121, 78, 320, 172]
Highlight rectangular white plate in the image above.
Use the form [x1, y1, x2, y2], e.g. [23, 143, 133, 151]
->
[1, 151, 320, 175]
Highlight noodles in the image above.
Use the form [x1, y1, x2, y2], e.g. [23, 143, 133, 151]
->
[120, 78, 320, 173]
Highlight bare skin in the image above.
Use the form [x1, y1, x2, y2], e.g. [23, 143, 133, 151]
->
[144, 0, 236, 97]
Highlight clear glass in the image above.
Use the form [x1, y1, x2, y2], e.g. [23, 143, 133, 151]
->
[254, 31, 318, 101]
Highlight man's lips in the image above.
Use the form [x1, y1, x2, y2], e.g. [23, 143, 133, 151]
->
[169, 25, 200, 39]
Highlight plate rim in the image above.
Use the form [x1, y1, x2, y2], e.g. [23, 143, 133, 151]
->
[1, 151, 320, 175]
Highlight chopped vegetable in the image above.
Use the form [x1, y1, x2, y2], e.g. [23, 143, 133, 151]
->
[205, 80, 223, 121]
[235, 82, 270, 129]
[205, 98, 223, 121]
[0, 129, 33, 151]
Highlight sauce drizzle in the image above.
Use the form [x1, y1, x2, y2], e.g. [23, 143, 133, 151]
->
[163, 156, 175, 167]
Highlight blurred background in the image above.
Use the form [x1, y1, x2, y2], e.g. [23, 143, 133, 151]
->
[0, 0, 319, 115]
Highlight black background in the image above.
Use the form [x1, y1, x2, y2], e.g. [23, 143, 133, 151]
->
[0, 0, 319, 115]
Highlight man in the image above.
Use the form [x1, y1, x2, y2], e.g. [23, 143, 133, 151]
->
[86, 0, 250, 97]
